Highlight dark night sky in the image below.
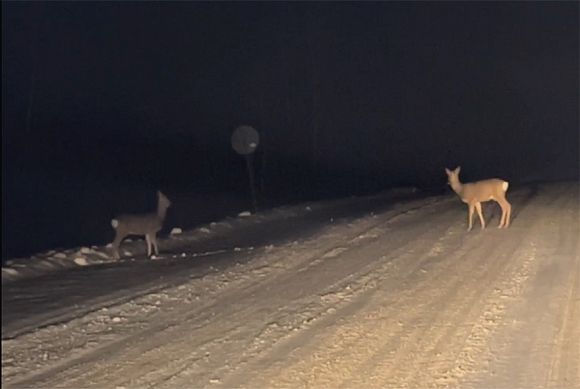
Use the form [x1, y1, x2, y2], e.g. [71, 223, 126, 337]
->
[2, 2, 579, 258]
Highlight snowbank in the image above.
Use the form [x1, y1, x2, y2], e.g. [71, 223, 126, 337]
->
[2, 187, 420, 283]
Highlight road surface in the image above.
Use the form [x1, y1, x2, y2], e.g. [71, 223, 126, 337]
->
[2, 182, 579, 388]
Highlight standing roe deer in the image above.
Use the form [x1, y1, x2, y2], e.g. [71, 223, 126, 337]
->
[110, 190, 172, 259]
[445, 167, 512, 231]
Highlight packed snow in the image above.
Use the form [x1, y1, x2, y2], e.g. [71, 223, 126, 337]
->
[2, 182, 579, 388]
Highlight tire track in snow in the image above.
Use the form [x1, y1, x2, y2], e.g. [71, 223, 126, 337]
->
[455, 182, 579, 389]
[193, 212, 467, 388]
[218, 191, 534, 388]
[546, 241, 580, 387]
[361, 183, 577, 388]
[221, 184, 573, 388]
[459, 185, 580, 389]
[545, 189, 580, 387]
[409, 184, 571, 388]
[221, 227, 466, 387]
[238, 215, 527, 388]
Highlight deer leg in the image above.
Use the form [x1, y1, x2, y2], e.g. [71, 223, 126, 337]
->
[111, 232, 126, 260]
[497, 198, 511, 228]
[497, 201, 506, 228]
[145, 234, 153, 257]
[467, 204, 475, 231]
[503, 199, 512, 228]
[151, 234, 159, 256]
[475, 202, 486, 229]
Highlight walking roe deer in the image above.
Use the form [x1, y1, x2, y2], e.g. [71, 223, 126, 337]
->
[445, 167, 512, 231]
[110, 191, 171, 259]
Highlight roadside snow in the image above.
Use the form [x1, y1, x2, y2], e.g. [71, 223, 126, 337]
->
[0, 201, 298, 282]
[1, 187, 419, 283]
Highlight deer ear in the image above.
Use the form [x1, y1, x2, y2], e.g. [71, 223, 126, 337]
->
[445, 168, 452, 175]
[455, 166, 461, 174]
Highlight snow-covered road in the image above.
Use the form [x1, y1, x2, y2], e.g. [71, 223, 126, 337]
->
[2, 182, 579, 388]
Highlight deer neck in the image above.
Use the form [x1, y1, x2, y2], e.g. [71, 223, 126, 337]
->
[157, 204, 168, 221]
[450, 180, 464, 197]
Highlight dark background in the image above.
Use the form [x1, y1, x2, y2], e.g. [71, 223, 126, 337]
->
[3, 2, 578, 259]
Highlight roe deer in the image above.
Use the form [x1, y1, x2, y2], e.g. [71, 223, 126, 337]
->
[445, 167, 512, 231]
[110, 191, 171, 259]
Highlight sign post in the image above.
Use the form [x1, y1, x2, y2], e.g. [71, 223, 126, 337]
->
[231, 125, 260, 212]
